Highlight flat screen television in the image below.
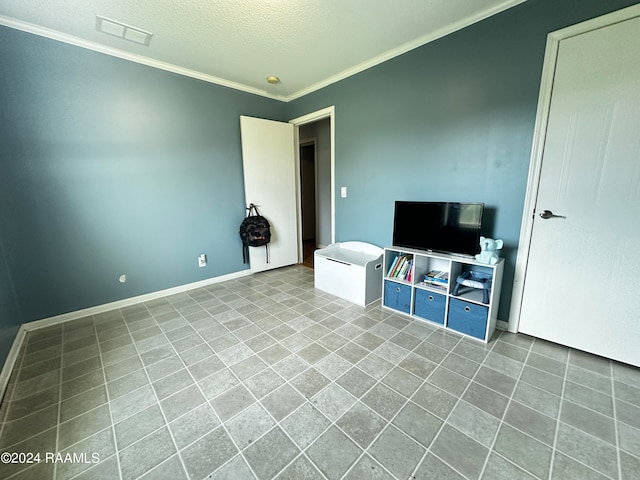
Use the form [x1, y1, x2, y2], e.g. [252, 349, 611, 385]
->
[393, 201, 484, 257]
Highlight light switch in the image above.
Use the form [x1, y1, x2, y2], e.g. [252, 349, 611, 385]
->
[341, 187, 347, 198]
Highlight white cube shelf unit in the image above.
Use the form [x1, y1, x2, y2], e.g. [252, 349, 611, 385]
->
[382, 246, 503, 342]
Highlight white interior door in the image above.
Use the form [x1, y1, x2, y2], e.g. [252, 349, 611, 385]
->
[519, 14, 640, 366]
[240, 116, 298, 273]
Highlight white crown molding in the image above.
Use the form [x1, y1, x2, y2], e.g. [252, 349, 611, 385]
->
[2, 1, 526, 104]
[284, 0, 528, 101]
[0, 15, 287, 102]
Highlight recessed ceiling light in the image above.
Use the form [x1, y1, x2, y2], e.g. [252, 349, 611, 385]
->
[266, 75, 280, 84]
[96, 15, 153, 46]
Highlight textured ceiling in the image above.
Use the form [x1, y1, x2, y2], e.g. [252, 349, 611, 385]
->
[0, 0, 526, 101]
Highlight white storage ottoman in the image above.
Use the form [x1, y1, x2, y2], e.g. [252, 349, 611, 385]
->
[314, 241, 384, 306]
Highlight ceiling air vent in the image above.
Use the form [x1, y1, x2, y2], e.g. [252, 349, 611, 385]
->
[95, 15, 153, 46]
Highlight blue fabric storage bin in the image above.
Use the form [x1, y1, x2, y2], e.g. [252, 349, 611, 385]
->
[384, 281, 411, 314]
[447, 298, 488, 340]
[414, 289, 446, 325]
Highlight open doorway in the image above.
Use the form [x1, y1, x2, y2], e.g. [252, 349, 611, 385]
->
[291, 106, 335, 268]
[299, 140, 317, 267]
[297, 118, 332, 268]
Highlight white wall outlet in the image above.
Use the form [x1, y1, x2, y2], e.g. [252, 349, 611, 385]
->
[198, 254, 207, 267]
[341, 186, 347, 198]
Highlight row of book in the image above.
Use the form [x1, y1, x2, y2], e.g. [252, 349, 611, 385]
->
[421, 270, 449, 291]
[387, 254, 414, 282]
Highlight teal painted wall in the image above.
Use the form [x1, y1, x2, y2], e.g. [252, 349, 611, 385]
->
[285, 0, 640, 323]
[2, 0, 639, 366]
[0, 27, 286, 363]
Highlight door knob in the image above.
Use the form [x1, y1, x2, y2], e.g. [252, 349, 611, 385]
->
[539, 210, 566, 219]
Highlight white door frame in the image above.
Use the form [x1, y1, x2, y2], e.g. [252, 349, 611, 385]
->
[290, 106, 336, 262]
[508, 4, 640, 333]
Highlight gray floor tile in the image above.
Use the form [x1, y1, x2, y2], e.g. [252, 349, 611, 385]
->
[313, 383, 357, 421]
[3, 266, 640, 480]
[414, 452, 466, 480]
[448, 400, 500, 447]
[393, 401, 442, 448]
[152, 368, 194, 400]
[561, 399, 616, 445]
[368, 424, 425, 479]
[169, 403, 220, 449]
[357, 353, 395, 380]
[337, 401, 387, 448]
[616, 398, 640, 430]
[261, 383, 305, 421]
[494, 424, 552, 479]
[56, 428, 116, 479]
[504, 400, 557, 446]
[275, 455, 323, 479]
[381, 366, 422, 397]
[482, 452, 536, 480]
[618, 422, 640, 458]
[118, 427, 176, 480]
[306, 426, 362, 480]
[399, 352, 437, 380]
[566, 365, 612, 395]
[243, 367, 285, 399]
[512, 381, 561, 418]
[555, 423, 618, 478]
[226, 402, 276, 450]
[551, 452, 611, 480]
[289, 368, 330, 399]
[73, 454, 122, 480]
[280, 403, 331, 449]
[58, 404, 112, 450]
[620, 450, 640, 480]
[138, 455, 188, 480]
[520, 365, 564, 396]
[160, 384, 206, 422]
[211, 384, 255, 421]
[115, 404, 166, 450]
[209, 454, 257, 480]
[244, 427, 299, 480]
[181, 426, 239, 480]
[107, 368, 149, 400]
[615, 380, 640, 408]
[3, 385, 59, 422]
[474, 365, 518, 397]
[61, 369, 105, 400]
[110, 384, 158, 423]
[343, 454, 395, 480]
[412, 382, 458, 420]
[198, 368, 240, 399]
[428, 366, 470, 397]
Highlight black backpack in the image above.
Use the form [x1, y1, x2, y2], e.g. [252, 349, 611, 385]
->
[239, 204, 271, 263]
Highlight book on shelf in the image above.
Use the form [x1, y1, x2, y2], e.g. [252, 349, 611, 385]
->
[387, 254, 413, 280]
[421, 281, 448, 291]
[425, 270, 449, 284]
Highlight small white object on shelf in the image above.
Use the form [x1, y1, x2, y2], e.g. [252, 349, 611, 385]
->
[314, 241, 384, 306]
[475, 237, 503, 265]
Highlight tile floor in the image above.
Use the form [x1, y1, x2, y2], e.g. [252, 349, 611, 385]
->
[0, 265, 639, 480]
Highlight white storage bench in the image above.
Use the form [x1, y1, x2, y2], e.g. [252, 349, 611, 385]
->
[314, 241, 384, 306]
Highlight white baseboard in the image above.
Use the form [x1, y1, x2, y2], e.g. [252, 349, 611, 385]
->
[0, 326, 27, 404]
[0, 269, 251, 400]
[497, 320, 509, 331]
[23, 269, 251, 332]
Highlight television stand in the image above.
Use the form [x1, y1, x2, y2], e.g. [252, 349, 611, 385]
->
[382, 246, 503, 342]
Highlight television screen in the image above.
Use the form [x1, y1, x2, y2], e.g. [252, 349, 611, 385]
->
[393, 201, 484, 257]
